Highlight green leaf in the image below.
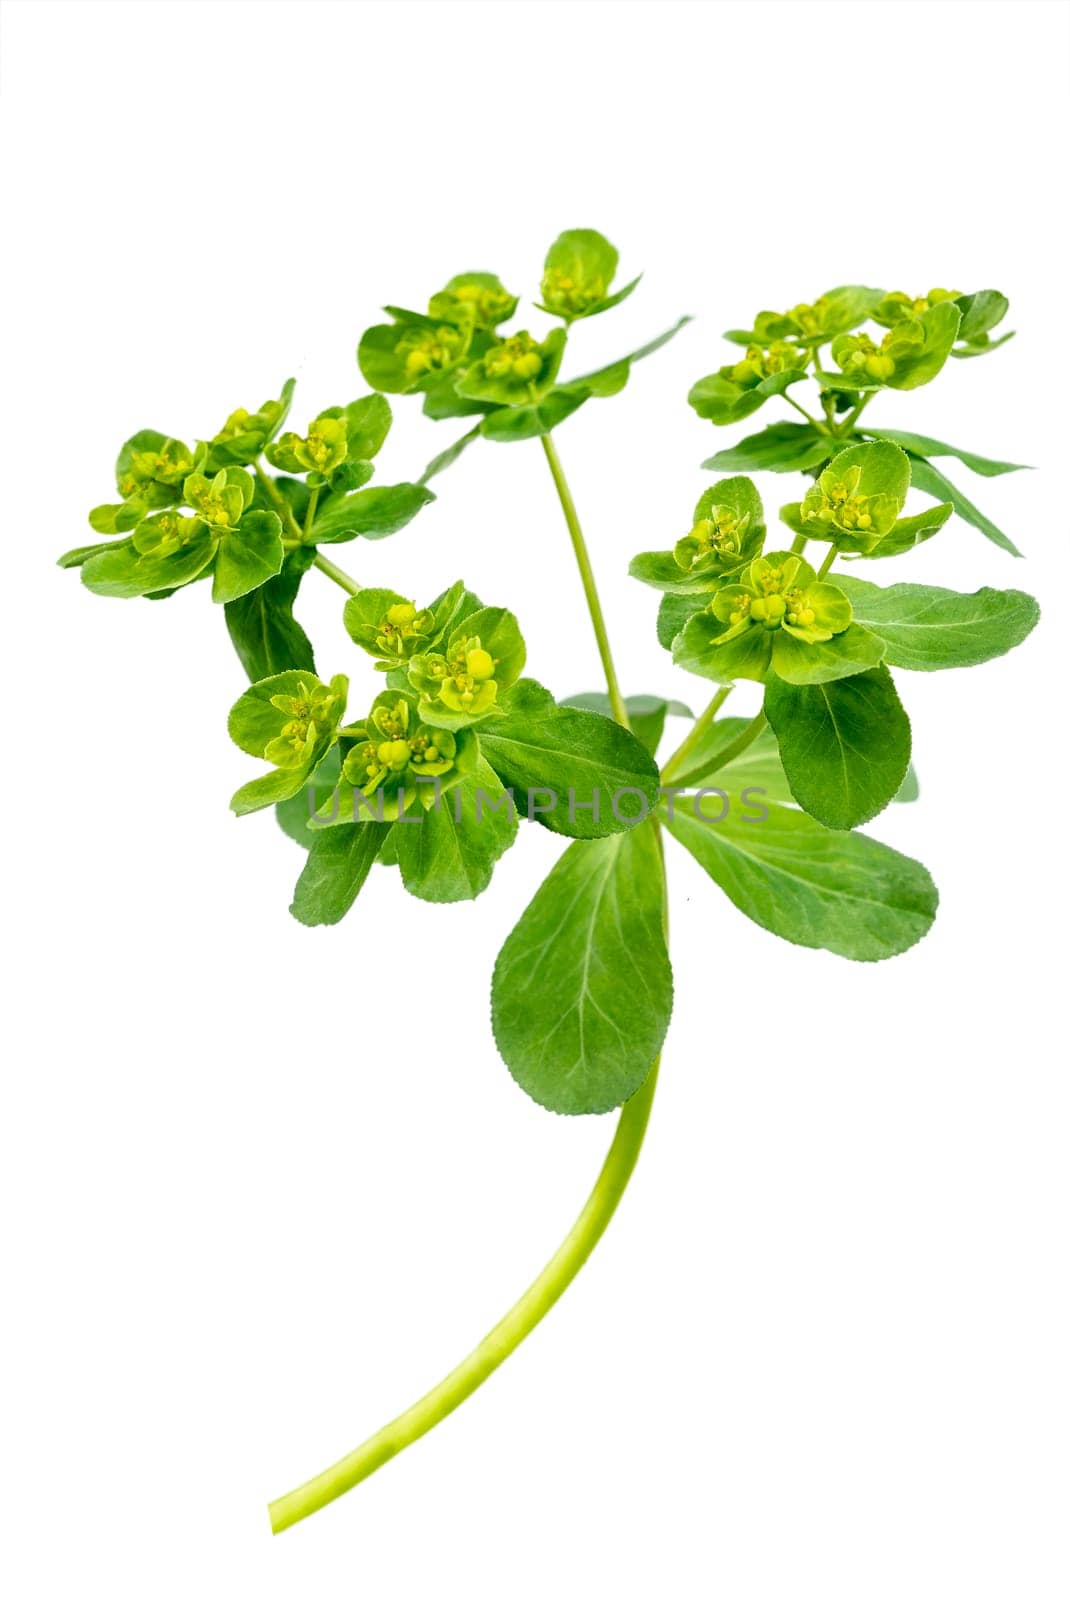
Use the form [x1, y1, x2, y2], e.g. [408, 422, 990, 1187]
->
[479, 388, 587, 443]
[826, 304, 961, 393]
[115, 428, 168, 493]
[479, 317, 692, 445]
[857, 501, 953, 560]
[479, 679, 661, 838]
[225, 546, 316, 682]
[392, 757, 517, 902]
[673, 610, 885, 687]
[456, 329, 567, 407]
[724, 285, 884, 345]
[561, 693, 692, 756]
[340, 394, 392, 460]
[421, 380, 494, 422]
[231, 763, 314, 817]
[428, 272, 519, 330]
[289, 822, 391, 926]
[491, 819, 671, 1114]
[563, 316, 693, 398]
[311, 482, 434, 543]
[702, 423, 835, 475]
[664, 797, 936, 962]
[537, 228, 632, 323]
[824, 439, 911, 508]
[952, 290, 1013, 357]
[664, 716, 919, 810]
[211, 510, 284, 604]
[956, 289, 1008, 342]
[89, 501, 146, 534]
[763, 667, 911, 830]
[767, 620, 882, 684]
[326, 461, 375, 496]
[656, 591, 708, 651]
[629, 550, 715, 596]
[860, 428, 1028, 478]
[58, 540, 124, 570]
[884, 301, 962, 389]
[906, 457, 1022, 557]
[833, 576, 1040, 671]
[814, 284, 886, 336]
[951, 333, 1014, 362]
[689, 367, 807, 427]
[419, 423, 482, 484]
[275, 747, 341, 846]
[227, 669, 346, 757]
[81, 527, 217, 599]
[357, 313, 472, 396]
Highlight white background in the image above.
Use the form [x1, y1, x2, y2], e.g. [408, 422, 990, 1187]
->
[2, 2, 1068, 1595]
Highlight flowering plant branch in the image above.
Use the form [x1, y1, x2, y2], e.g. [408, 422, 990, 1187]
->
[60, 235, 1038, 1532]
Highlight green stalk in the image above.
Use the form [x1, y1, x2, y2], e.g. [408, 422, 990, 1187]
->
[540, 432, 631, 728]
[669, 708, 767, 792]
[313, 553, 361, 597]
[303, 484, 320, 537]
[269, 1056, 660, 1533]
[660, 687, 732, 783]
[254, 463, 304, 544]
[269, 419, 666, 1534]
[783, 393, 821, 428]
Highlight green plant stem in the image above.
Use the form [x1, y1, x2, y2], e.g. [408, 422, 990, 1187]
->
[784, 393, 821, 427]
[836, 393, 873, 438]
[669, 708, 767, 792]
[269, 403, 666, 1536]
[254, 463, 304, 544]
[269, 1053, 661, 1534]
[540, 432, 630, 729]
[660, 687, 732, 782]
[790, 533, 809, 556]
[313, 553, 361, 597]
[817, 545, 837, 577]
[304, 485, 320, 536]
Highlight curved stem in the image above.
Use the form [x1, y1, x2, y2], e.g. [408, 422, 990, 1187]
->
[313, 552, 361, 597]
[783, 393, 821, 428]
[254, 463, 304, 544]
[834, 392, 873, 439]
[269, 1055, 660, 1534]
[269, 422, 666, 1534]
[540, 433, 630, 728]
[670, 708, 767, 792]
[660, 687, 732, 783]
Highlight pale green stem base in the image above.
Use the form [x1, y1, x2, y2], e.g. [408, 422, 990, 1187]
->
[269, 1057, 660, 1534]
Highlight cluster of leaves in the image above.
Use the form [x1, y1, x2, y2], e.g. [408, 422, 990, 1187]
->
[229, 584, 662, 963]
[59, 383, 435, 682]
[356, 227, 689, 474]
[690, 283, 1025, 555]
[617, 286, 1038, 1063]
